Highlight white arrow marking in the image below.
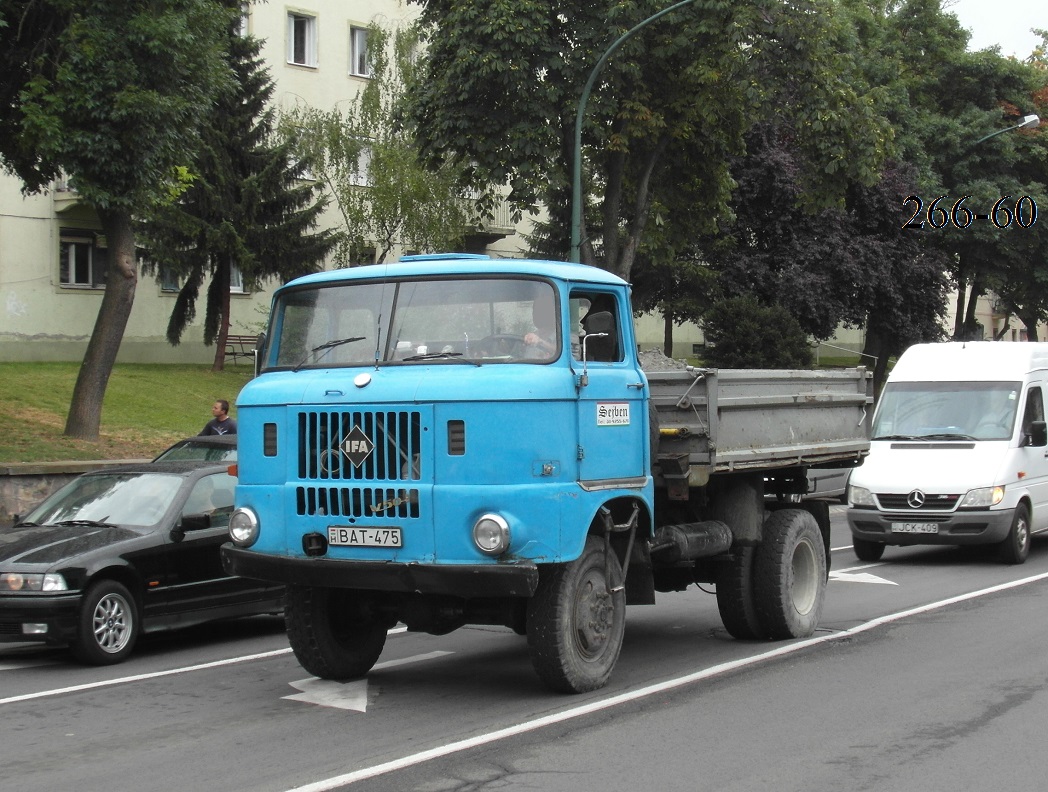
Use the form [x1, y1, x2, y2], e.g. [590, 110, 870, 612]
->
[829, 570, 898, 585]
[284, 651, 453, 711]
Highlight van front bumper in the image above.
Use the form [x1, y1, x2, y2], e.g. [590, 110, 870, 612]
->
[847, 507, 1015, 546]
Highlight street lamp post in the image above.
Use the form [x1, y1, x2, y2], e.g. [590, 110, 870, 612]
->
[570, 0, 699, 263]
[972, 114, 1040, 146]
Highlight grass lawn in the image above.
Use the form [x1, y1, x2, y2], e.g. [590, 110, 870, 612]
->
[0, 362, 256, 464]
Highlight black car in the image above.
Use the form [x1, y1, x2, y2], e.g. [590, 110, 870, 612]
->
[153, 434, 238, 463]
[0, 461, 282, 665]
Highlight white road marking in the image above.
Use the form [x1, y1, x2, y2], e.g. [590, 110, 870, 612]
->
[283, 570, 1048, 791]
[829, 570, 897, 585]
[283, 652, 453, 712]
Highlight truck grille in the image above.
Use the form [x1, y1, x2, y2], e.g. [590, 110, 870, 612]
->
[296, 485, 420, 519]
[297, 409, 423, 482]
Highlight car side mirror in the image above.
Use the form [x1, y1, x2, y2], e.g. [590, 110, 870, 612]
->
[172, 512, 211, 542]
[1023, 420, 1047, 447]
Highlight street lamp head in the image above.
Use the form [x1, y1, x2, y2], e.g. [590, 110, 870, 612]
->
[1019, 114, 1040, 130]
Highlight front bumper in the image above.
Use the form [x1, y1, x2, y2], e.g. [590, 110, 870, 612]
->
[221, 545, 539, 598]
[0, 593, 81, 646]
[847, 507, 1015, 546]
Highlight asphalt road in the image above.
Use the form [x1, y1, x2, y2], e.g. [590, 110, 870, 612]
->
[3, 505, 1048, 792]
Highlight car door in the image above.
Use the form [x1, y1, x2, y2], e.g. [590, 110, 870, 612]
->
[158, 472, 273, 619]
[1017, 384, 1048, 532]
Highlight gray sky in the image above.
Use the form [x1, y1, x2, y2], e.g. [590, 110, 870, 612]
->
[947, 0, 1045, 58]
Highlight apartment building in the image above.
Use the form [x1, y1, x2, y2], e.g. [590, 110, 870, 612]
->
[0, 1, 524, 364]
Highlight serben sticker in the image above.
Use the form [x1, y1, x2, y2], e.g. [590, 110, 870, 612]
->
[597, 402, 630, 426]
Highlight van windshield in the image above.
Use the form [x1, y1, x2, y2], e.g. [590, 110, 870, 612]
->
[267, 277, 559, 370]
[872, 381, 1021, 441]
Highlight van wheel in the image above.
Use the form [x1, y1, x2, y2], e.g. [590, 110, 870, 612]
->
[853, 537, 885, 562]
[998, 503, 1031, 565]
[285, 586, 388, 680]
[754, 509, 826, 639]
[527, 535, 626, 693]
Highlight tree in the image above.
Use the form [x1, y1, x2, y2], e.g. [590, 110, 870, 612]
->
[0, 0, 234, 438]
[408, 0, 890, 279]
[137, 18, 337, 371]
[281, 23, 478, 266]
[701, 296, 812, 369]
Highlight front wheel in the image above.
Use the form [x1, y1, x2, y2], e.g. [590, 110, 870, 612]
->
[285, 586, 389, 680]
[754, 509, 827, 640]
[998, 503, 1031, 565]
[526, 535, 626, 693]
[72, 580, 139, 665]
[852, 537, 886, 562]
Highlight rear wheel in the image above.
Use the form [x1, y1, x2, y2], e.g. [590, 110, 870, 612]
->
[716, 546, 766, 640]
[72, 580, 138, 665]
[998, 503, 1031, 565]
[527, 535, 626, 693]
[754, 509, 826, 640]
[853, 537, 886, 562]
[285, 586, 388, 680]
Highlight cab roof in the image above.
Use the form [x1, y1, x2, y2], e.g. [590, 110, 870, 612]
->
[281, 254, 629, 291]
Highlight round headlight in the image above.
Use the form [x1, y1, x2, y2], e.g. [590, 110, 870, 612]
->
[229, 508, 260, 547]
[472, 513, 510, 556]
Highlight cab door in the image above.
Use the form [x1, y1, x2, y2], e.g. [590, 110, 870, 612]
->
[1017, 384, 1048, 531]
[571, 288, 649, 484]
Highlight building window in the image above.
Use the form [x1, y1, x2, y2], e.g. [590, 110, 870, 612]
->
[59, 231, 107, 288]
[349, 143, 372, 186]
[230, 264, 245, 294]
[350, 26, 370, 77]
[287, 12, 317, 67]
[238, 3, 250, 37]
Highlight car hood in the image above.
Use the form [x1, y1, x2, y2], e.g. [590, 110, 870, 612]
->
[850, 440, 1010, 493]
[0, 524, 142, 565]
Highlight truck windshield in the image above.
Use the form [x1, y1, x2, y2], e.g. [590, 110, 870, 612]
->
[268, 277, 559, 369]
[872, 381, 1021, 441]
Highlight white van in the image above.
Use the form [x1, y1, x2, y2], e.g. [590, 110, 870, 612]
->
[847, 341, 1048, 564]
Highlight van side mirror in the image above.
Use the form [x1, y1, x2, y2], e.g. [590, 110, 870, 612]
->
[1023, 420, 1047, 447]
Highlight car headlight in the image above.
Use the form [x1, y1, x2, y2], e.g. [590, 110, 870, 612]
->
[229, 508, 260, 547]
[472, 513, 510, 556]
[959, 486, 1005, 509]
[1, 572, 68, 592]
[848, 485, 875, 507]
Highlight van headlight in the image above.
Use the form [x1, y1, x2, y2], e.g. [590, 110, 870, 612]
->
[959, 486, 1005, 509]
[472, 513, 510, 556]
[229, 508, 260, 547]
[848, 485, 875, 507]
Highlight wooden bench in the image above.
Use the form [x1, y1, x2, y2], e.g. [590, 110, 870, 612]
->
[224, 334, 257, 363]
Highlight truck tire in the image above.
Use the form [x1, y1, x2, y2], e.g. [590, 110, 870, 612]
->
[754, 509, 826, 640]
[526, 535, 626, 693]
[715, 546, 767, 640]
[285, 585, 387, 680]
[998, 502, 1031, 565]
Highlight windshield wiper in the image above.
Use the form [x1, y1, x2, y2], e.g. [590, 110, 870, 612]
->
[920, 433, 978, 441]
[293, 336, 366, 371]
[55, 518, 117, 528]
[400, 352, 480, 366]
[872, 434, 925, 441]
[12, 520, 40, 528]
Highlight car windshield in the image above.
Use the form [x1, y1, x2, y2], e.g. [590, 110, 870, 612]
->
[154, 442, 237, 462]
[267, 276, 559, 369]
[872, 381, 1020, 441]
[23, 472, 183, 528]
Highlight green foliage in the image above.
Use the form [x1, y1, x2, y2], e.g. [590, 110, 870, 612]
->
[280, 23, 478, 266]
[701, 296, 813, 369]
[137, 20, 336, 359]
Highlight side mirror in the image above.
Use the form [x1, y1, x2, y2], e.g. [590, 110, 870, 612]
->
[254, 331, 267, 377]
[1023, 420, 1047, 448]
[172, 512, 211, 542]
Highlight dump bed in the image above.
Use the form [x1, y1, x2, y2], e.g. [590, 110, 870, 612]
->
[647, 366, 872, 477]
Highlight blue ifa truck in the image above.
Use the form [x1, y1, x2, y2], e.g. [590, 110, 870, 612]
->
[221, 254, 871, 693]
